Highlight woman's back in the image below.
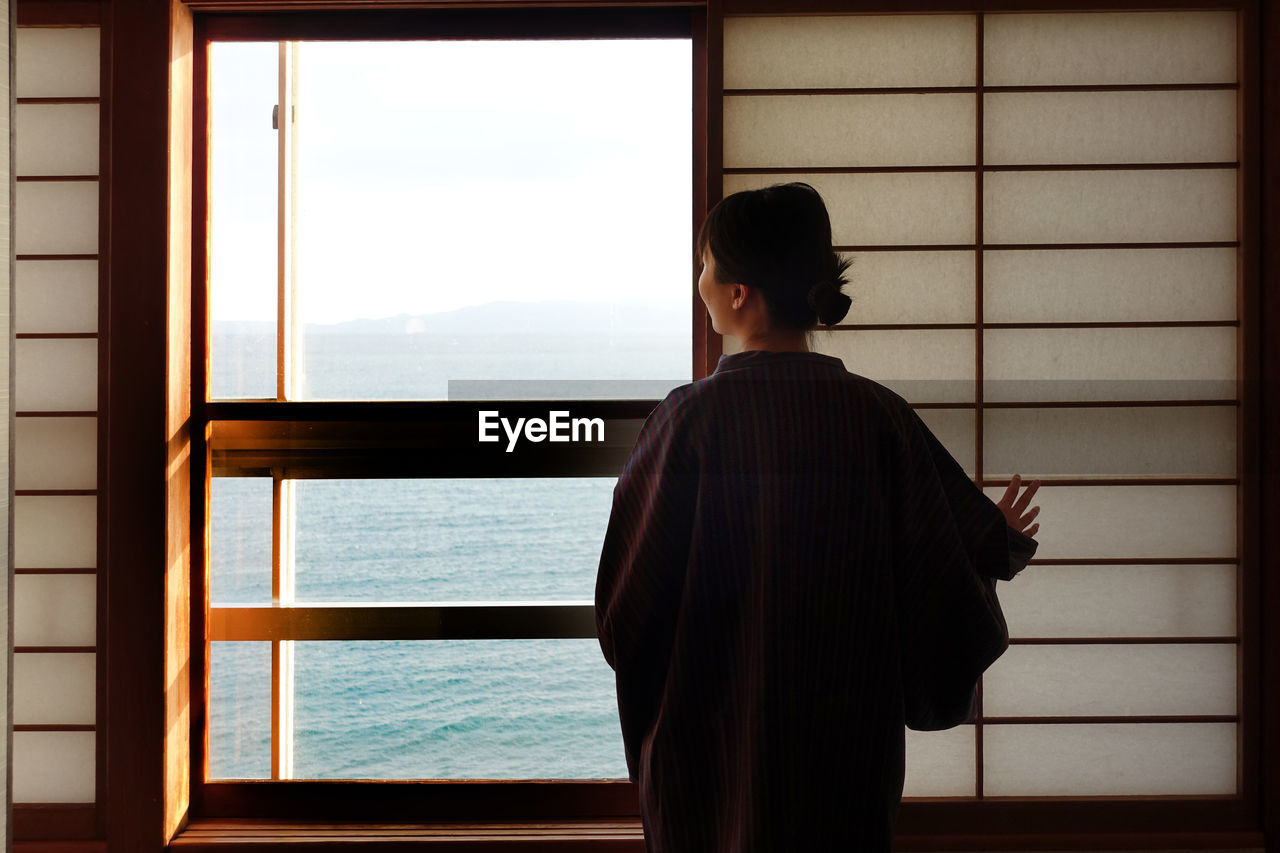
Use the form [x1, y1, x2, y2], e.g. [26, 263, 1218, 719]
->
[630, 349, 908, 851]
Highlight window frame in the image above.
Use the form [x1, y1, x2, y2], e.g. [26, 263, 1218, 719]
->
[90, 0, 1278, 848]
[189, 2, 709, 823]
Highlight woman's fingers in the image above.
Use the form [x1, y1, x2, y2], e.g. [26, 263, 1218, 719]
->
[998, 474, 1023, 509]
[1024, 522, 1039, 538]
[1012, 478, 1041, 515]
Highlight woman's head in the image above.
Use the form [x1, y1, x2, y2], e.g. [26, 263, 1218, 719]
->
[696, 182, 853, 333]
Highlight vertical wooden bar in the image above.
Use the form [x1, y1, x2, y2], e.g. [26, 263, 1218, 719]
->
[94, 5, 111, 841]
[691, 4, 708, 381]
[972, 10, 985, 800]
[189, 14, 210, 817]
[1253, 0, 1279, 845]
[105, 0, 190, 848]
[276, 40, 300, 403]
[270, 472, 294, 780]
[701, 0, 723, 378]
[165, 0, 195, 842]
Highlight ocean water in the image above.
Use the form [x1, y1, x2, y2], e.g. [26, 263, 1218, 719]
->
[208, 331, 689, 780]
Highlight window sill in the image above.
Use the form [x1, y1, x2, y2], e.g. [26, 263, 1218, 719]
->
[169, 819, 645, 851]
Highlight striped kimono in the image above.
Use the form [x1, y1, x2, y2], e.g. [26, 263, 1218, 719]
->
[595, 349, 1037, 852]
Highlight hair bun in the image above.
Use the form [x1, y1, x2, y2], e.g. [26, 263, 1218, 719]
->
[807, 280, 852, 326]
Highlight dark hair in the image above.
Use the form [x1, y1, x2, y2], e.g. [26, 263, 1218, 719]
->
[696, 182, 853, 329]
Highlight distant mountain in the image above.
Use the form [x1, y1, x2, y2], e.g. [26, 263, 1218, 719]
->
[213, 300, 686, 337]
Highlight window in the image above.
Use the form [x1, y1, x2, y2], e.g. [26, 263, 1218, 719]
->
[193, 6, 701, 818]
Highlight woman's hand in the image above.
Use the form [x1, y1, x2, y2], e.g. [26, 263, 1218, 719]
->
[997, 474, 1041, 538]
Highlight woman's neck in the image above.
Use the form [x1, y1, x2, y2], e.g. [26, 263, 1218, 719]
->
[735, 328, 810, 353]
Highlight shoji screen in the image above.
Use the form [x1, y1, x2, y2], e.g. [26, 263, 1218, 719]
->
[12, 25, 101, 807]
[721, 11, 1239, 796]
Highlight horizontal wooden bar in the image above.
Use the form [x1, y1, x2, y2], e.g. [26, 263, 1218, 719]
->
[14, 567, 97, 574]
[16, 0, 104, 27]
[979, 477, 1238, 486]
[172, 819, 644, 851]
[14, 97, 100, 105]
[14, 646, 96, 654]
[1009, 636, 1237, 644]
[725, 0, 1245, 15]
[209, 602, 596, 641]
[984, 241, 1240, 251]
[1029, 557, 1239, 565]
[15, 489, 98, 497]
[200, 781, 639, 821]
[724, 163, 1237, 174]
[196, 782, 1256, 834]
[168, 821, 1267, 852]
[981, 400, 1239, 408]
[15, 254, 99, 261]
[829, 320, 1239, 331]
[13, 724, 96, 732]
[723, 83, 1240, 96]
[15, 411, 99, 418]
[199, 7, 694, 41]
[833, 242, 1239, 252]
[982, 715, 1237, 725]
[15, 175, 99, 183]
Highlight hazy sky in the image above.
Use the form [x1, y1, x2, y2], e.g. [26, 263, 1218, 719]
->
[209, 39, 693, 325]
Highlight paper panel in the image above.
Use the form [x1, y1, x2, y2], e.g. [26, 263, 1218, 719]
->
[983, 327, 1236, 402]
[985, 90, 1236, 166]
[984, 643, 1235, 716]
[723, 172, 974, 247]
[981, 485, 1235, 561]
[998, 564, 1235, 639]
[724, 15, 976, 89]
[984, 169, 1236, 245]
[15, 27, 99, 98]
[14, 574, 97, 647]
[15, 416, 97, 490]
[903, 726, 975, 797]
[15, 259, 98, 333]
[843, 251, 973, 325]
[14, 496, 96, 569]
[14, 653, 96, 725]
[15, 103, 99, 176]
[15, 181, 98, 255]
[984, 723, 1235, 795]
[15, 338, 98, 411]
[13, 732, 95, 803]
[724, 94, 974, 168]
[984, 406, 1235, 478]
[983, 11, 1236, 86]
[812, 329, 974, 403]
[983, 248, 1235, 323]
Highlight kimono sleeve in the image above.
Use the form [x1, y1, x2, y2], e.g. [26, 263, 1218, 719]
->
[594, 394, 699, 777]
[891, 407, 1035, 731]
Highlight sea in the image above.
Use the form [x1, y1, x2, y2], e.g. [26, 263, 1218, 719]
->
[208, 328, 690, 780]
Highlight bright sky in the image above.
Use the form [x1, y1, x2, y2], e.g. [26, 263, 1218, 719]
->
[209, 39, 693, 325]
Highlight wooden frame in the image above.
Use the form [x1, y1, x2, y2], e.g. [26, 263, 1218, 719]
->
[9, 0, 1266, 849]
[184, 0, 706, 838]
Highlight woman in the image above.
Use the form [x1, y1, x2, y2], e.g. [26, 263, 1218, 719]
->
[595, 183, 1040, 851]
